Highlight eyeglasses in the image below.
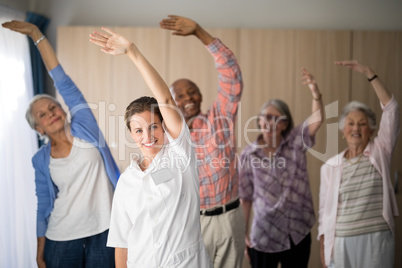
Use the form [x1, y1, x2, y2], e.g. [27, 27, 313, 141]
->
[259, 114, 287, 123]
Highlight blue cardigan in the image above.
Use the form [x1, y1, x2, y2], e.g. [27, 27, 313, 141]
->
[32, 65, 120, 237]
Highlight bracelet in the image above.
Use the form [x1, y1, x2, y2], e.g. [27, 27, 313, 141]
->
[313, 93, 322, 101]
[34, 35, 46, 46]
[368, 74, 378, 82]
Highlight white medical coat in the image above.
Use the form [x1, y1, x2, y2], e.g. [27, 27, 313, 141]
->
[107, 121, 212, 268]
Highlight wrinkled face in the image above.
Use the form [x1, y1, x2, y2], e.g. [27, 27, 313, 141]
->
[32, 98, 67, 136]
[258, 105, 288, 144]
[171, 79, 202, 121]
[343, 110, 373, 149]
[129, 110, 165, 159]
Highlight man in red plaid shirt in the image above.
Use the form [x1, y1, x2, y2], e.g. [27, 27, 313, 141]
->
[160, 15, 245, 268]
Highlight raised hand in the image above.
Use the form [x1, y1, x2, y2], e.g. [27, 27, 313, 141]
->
[2, 20, 40, 37]
[159, 15, 198, 36]
[3, 20, 58, 71]
[334, 60, 374, 78]
[89, 27, 132, 56]
[301, 67, 320, 97]
[336, 59, 391, 105]
[301, 67, 324, 136]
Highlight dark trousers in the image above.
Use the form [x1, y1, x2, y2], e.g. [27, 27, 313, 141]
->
[44, 229, 115, 268]
[247, 233, 311, 268]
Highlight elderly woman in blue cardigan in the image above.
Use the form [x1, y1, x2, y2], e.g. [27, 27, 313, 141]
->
[2, 21, 120, 268]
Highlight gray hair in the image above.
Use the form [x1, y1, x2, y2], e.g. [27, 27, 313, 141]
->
[26, 94, 62, 142]
[338, 101, 376, 131]
[258, 99, 294, 137]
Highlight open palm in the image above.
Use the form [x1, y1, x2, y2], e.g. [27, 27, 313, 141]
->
[89, 27, 131, 55]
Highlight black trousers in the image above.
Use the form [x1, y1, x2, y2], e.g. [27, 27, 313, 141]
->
[247, 233, 311, 268]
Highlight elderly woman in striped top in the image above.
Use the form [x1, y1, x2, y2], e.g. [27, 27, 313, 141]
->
[318, 60, 400, 268]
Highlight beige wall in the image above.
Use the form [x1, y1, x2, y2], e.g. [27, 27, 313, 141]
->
[57, 27, 402, 268]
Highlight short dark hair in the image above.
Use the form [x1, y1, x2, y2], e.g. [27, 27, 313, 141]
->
[124, 96, 163, 131]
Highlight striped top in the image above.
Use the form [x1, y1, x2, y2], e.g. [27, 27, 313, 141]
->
[335, 155, 389, 237]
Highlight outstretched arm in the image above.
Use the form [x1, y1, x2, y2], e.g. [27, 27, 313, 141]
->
[335, 60, 392, 106]
[159, 15, 214, 46]
[161, 15, 243, 120]
[300, 68, 324, 136]
[89, 28, 182, 138]
[2, 20, 59, 71]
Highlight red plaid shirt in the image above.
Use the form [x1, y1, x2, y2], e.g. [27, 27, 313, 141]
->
[190, 39, 243, 209]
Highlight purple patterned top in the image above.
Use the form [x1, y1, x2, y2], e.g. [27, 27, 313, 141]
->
[239, 123, 315, 253]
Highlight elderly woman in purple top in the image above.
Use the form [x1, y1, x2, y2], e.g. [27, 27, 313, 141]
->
[239, 68, 324, 268]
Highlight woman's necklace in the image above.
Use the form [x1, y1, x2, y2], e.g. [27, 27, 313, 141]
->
[346, 153, 363, 165]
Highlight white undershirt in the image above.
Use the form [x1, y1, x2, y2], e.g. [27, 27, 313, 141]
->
[47, 138, 114, 241]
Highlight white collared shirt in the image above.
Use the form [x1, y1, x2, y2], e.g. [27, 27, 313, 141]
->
[107, 120, 212, 268]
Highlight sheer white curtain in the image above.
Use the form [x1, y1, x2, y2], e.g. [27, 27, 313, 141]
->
[0, 6, 38, 268]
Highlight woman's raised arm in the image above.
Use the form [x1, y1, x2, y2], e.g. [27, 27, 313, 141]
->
[2, 20, 59, 71]
[335, 60, 392, 106]
[300, 67, 324, 136]
[89, 28, 182, 139]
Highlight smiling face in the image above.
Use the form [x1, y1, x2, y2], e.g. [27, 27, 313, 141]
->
[171, 79, 202, 121]
[31, 98, 67, 136]
[258, 105, 288, 145]
[129, 110, 165, 159]
[343, 110, 373, 149]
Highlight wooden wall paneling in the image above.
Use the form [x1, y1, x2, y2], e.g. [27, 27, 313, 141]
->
[352, 31, 402, 268]
[57, 26, 113, 112]
[294, 30, 351, 158]
[56, 26, 117, 163]
[166, 28, 239, 114]
[238, 29, 298, 152]
[351, 31, 399, 116]
[294, 30, 352, 268]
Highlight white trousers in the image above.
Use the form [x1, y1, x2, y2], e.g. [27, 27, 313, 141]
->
[329, 230, 394, 268]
